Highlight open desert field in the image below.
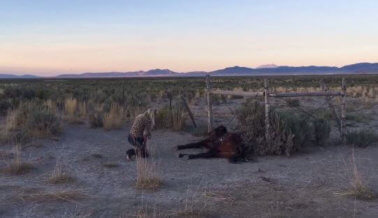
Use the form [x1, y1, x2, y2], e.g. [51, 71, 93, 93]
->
[0, 75, 378, 217]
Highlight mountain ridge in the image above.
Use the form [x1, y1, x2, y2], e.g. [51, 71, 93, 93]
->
[1, 62, 378, 78]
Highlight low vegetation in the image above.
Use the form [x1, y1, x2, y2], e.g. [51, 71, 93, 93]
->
[135, 157, 162, 191]
[48, 163, 75, 184]
[0, 75, 376, 137]
[2, 102, 61, 144]
[1, 145, 35, 175]
[155, 104, 188, 131]
[237, 100, 331, 156]
[103, 104, 125, 130]
[346, 130, 378, 148]
[336, 149, 377, 201]
[17, 189, 86, 203]
[102, 162, 120, 168]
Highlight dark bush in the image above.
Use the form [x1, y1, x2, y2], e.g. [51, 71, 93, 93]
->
[237, 100, 331, 156]
[26, 109, 62, 137]
[3, 103, 62, 143]
[237, 100, 297, 156]
[155, 104, 187, 131]
[313, 118, 331, 146]
[0, 99, 11, 115]
[155, 107, 172, 129]
[89, 112, 104, 128]
[285, 99, 300, 107]
[346, 130, 378, 148]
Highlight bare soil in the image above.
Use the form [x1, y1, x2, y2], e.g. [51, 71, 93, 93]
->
[1, 97, 378, 217]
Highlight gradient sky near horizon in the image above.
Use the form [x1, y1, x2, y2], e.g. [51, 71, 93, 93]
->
[1, 0, 378, 76]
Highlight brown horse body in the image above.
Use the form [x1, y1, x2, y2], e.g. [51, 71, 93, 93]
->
[177, 126, 250, 163]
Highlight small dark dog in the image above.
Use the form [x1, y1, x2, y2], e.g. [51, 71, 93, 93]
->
[126, 149, 136, 161]
[126, 148, 149, 161]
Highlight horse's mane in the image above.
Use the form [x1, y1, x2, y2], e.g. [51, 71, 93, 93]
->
[208, 125, 228, 140]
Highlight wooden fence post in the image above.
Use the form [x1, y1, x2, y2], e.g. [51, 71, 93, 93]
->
[206, 75, 214, 132]
[180, 95, 197, 128]
[341, 77, 346, 143]
[166, 91, 174, 127]
[264, 79, 270, 144]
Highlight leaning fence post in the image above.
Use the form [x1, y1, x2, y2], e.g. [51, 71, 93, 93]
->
[206, 75, 214, 132]
[180, 95, 197, 128]
[264, 79, 270, 144]
[341, 77, 346, 143]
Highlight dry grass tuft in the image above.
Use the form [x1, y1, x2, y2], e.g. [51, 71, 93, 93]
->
[135, 157, 162, 191]
[133, 208, 160, 218]
[64, 98, 78, 117]
[18, 189, 86, 203]
[103, 104, 125, 130]
[102, 162, 119, 168]
[172, 187, 209, 218]
[338, 183, 377, 201]
[2, 161, 35, 175]
[336, 148, 377, 201]
[48, 163, 75, 184]
[1, 145, 35, 175]
[173, 210, 206, 218]
[64, 98, 86, 124]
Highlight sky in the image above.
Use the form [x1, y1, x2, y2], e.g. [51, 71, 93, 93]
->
[1, 0, 378, 76]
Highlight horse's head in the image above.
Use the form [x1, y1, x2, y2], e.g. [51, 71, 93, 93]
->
[209, 125, 228, 139]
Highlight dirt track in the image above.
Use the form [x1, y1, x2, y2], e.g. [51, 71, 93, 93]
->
[1, 124, 378, 217]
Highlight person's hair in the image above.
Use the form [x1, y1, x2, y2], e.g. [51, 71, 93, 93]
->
[144, 108, 156, 129]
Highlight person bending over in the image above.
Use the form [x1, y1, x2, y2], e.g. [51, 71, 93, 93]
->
[126, 109, 155, 160]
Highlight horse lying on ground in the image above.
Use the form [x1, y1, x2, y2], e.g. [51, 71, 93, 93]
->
[177, 125, 251, 163]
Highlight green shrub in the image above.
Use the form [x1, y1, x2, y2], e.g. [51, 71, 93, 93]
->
[155, 104, 187, 131]
[237, 100, 331, 156]
[155, 107, 172, 129]
[0, 99, 11, 115]
[4, 102, 62, 143]
[346, 113, 370, 124]
[89, 112, 104, 128]
[313, 118, 331, 146]
[27, 109, 62, 137]
[346, 130, 378, 148]
[237, 100, 296, 156]
[285, 99, 300, 107]
[276, 111, 312, 147]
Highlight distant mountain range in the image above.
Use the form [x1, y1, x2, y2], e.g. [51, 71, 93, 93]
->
[1, 62, 378, 79]
[0, 74, 39, 79]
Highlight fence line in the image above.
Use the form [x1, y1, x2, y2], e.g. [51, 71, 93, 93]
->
[210, 90, 342, 98]
[205, 75, 347, 143]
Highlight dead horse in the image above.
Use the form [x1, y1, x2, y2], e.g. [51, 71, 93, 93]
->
[176, 125, 250, 163]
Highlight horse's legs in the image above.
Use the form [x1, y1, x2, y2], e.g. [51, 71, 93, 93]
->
[177, 141, 206, 150]
[178, 150, 217, 160]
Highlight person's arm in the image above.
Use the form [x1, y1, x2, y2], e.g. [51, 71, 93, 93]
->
[143, 121, 152, 139]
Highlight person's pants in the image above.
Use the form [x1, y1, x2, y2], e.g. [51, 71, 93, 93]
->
[128, 135, 149, 158]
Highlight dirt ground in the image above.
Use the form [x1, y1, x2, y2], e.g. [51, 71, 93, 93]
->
[1, 97, 378, 217]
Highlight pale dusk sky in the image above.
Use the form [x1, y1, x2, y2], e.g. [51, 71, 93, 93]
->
[1, 0, 378, 76]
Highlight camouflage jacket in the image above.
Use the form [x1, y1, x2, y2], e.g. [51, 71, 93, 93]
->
[129, 113, 152, 138]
